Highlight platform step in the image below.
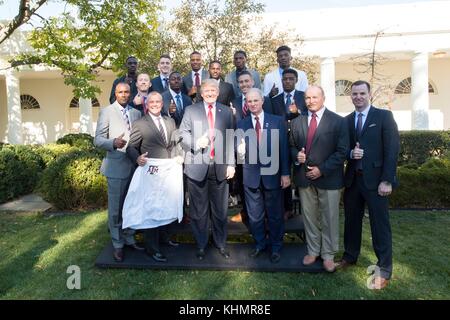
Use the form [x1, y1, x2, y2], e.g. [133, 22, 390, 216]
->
[95, 242, 324, 272]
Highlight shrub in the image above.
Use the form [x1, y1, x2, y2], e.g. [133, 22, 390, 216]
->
[56, 133, 94, 149]
[33, 143, 79, 167]
[390, 159, 450, 208]
[0, 145, 46, 203]
[0, 149, 29, 203]
[39, 150, 107, 210]
[398, 131, 450, 166]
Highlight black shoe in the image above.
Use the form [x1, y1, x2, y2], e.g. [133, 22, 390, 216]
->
[196, 249, 205, 260]
[270, 252, 281, 264]
[249, 248, 264, 258]
[167, 240, 180, 247]
[152, 252, 167, 263]
[113, 248, 124, 262]
[218, 248, 230, 259]
[126, 243, 145, 251]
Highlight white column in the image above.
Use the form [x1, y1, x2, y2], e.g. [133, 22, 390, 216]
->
[411, 52, 429, 130]
[320, 57, 336, 112]
[5, 70, 23, 144]
[79, 97, 93, 135]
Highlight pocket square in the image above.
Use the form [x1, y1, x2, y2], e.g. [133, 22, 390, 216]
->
[368, 123, 376, 128]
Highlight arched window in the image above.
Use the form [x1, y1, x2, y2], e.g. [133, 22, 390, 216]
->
[69, 97, 100, 108]
[394, 77, 436, 94]
[335, 80, 353, 96]
[20, 95, 40, 110]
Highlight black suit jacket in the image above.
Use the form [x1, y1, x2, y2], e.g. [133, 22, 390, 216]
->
[126, 114, 180, 163]
[233, 95, 273, 123]
[151, 76, 168, 94]
[182, 69, 209, 101]
[289, 108, 349, 189]
[271, 90, 307, 121]
[161, 91, 193, 128]
[344, 106, 399, 190]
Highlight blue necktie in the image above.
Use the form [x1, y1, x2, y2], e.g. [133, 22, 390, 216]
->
[175, 94, 182, 114]
[285, 93, 292, 112]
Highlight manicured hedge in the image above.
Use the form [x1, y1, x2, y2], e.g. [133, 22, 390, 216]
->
[38, 149, 107, 210]
[390, 159, 450, 208]
[56, 133, 94, 149]
[399, 131, 450, 167]
[0, 145, 45, 203]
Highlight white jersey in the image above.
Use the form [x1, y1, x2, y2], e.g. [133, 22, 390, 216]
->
[122, 158, 183, 230]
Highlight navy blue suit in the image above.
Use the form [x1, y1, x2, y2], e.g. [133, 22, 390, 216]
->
[342, 106, 399, 280]
[161, 91, 192, 128]
[271, 90, 307, 121]
[236, 112, 289, 254]
[151, 76, 169, 94]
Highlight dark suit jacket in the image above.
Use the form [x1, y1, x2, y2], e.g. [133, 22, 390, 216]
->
[179, 102, 234, 182]
[161, 91, 192, 128]
[151, 76, 169, 94]
[344, 106, 399, 190]
[289, 108, 349, 190]
[237, 112, 289, 190]
[233, 95, 273, 123]
[271, 90, 307, 121]
[182, 69, 209, 101]
[126, 114, 180, 163]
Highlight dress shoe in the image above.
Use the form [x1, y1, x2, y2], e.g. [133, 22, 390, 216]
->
[167, 240, 180, 247]
[249, 248, 264, 258]
[126, 243, 145, 251]
[218, 248, 230, 259]
[196, 249, 206, 260]
[368, 276, 389, 290]
[113, 248, 124, 262]
[270, 252, 281, 263]
[230, 212, 243, 223]
[323, 259, 336, 273]
[302, 254, 318, 266]
[335, 259, 356, 270]
[151, 252, 167, 263]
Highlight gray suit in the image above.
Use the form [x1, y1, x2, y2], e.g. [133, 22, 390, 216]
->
[94, 101, 142, 248]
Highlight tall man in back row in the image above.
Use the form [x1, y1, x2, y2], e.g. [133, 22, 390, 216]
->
[179, 79, 235, 261]
[337, 80, 400, 290]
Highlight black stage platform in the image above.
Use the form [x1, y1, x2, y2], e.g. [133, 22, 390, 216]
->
[95, 242, 324, 272]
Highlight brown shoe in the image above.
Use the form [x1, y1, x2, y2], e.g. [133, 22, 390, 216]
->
[113, 248, 124, 262]
[230, 212, 242, 223]
[368, 276, 389, 290]
[302, 254, 318, 266]
[323, 259, 336, 273]
[335, 259, 355, 270]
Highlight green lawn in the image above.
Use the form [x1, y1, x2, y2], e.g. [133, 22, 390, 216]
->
[0, 209, 449, 299]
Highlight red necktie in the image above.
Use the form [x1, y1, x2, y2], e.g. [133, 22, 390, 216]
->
[208, 105, 215, 158]
[305, 112, 317, 155]
[242, 98, 248, 117]
[255, 116, 261, 144]
[194, 72, 200, 87]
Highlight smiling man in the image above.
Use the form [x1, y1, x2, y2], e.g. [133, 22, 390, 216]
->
[289, 85, 349, 272]
[179, 79, 235, 261]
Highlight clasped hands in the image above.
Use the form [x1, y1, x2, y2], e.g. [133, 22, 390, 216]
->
[296, 147, 322, 180]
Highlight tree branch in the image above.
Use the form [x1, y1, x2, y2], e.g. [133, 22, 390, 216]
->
[0, 0, 48, 45]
